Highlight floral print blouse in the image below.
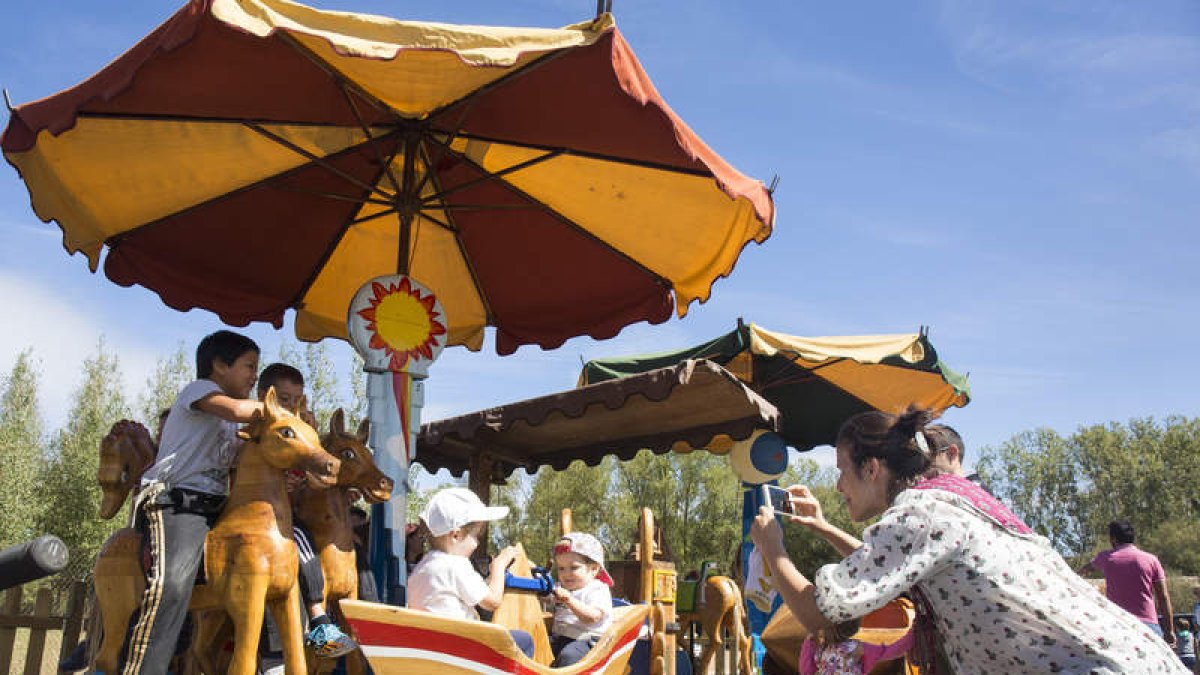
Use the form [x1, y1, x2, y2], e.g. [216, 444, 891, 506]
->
[813, 486, 1187, 674]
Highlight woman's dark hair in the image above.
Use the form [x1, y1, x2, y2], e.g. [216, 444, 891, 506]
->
[836, 406, 937, 498]
[196, 330, 259, 378]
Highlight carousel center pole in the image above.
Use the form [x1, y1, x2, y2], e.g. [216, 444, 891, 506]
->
[348, 273, 447, 605]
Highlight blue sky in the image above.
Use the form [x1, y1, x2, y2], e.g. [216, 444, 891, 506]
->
[1, 0, 1197, 471]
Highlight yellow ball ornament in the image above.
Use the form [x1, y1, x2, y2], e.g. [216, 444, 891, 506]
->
[727, 429, 788, 484]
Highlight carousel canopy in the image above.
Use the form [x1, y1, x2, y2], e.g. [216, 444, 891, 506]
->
[581, 323, 970, 451]
[415, 359, 779, 479]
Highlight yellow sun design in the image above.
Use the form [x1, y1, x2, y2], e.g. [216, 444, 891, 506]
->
[356, 278, 446, 371]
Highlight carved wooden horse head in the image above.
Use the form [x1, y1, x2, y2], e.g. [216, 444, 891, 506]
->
[322, 409, 394, 503]
[239, 388, 340, 485]
[97, 420, 157, 519]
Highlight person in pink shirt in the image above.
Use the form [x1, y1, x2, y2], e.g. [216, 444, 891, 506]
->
[799, 618, 913, 675]
[1085, 519, 1175, 645]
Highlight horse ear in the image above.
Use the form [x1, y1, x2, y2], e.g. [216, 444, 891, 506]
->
[330, 408, 345, 435]
[296, 395, 310, 419]
[263, 387, 283, 419]
[356, 417, 370, 444]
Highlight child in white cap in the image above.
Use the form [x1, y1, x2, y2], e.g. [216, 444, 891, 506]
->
[550, 532, 614, 666]
[409, 488, 535, 658]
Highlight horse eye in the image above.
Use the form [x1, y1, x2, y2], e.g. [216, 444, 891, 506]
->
[343, 449, 355, 460]
[280, 427, 296, 439]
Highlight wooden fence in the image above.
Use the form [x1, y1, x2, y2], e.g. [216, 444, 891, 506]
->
[680, 624, 750, 675]
[0, 582, 89, 675]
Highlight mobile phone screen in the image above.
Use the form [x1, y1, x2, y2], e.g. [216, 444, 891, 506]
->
[762, 485, 792, 515]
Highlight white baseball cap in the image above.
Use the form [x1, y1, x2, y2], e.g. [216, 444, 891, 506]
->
[420, 487, 509, 537]
[554, 532, 614, 586]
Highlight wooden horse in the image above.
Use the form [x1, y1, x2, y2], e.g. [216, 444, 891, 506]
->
[97, 420, 157, 520]
[688, 575, 753, 675]
[93, 388, 341, 675]
[294, 409, 394, 674]
[186, 408, 394, 675]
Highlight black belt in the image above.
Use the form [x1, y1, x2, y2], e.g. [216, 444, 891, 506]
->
[166, 487, 227, 516]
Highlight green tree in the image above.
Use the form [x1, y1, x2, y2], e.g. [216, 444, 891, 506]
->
[496, 459, 616, 566]
[303, 342, 340, 431]
[137, 345, 189, 431]
[276, 338, 303, 372]
[37, 339, 130, 570]
[610, 450, 742, 576]
[347, 352, 368, 430]
[0, 350, 47, 547]
[976, 428, 1087, 555]
[976, 416, 1200, 570]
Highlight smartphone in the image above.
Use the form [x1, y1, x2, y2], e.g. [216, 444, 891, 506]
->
[762, 484, 793, 516]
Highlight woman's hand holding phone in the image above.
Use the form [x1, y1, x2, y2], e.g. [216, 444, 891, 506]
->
[785, 485, 827, 530]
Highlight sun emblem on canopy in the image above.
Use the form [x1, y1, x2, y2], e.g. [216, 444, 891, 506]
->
[356, 278, 447, 371]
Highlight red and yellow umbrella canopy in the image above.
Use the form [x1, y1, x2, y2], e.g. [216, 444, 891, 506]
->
[2, 0, 774, 354]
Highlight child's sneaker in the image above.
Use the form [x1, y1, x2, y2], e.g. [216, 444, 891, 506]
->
[305, 622, 358, 658]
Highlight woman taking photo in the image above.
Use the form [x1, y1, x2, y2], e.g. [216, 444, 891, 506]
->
[750, 407, 1185, 674]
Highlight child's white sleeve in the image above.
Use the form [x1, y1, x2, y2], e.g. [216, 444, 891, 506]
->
[581, 584, 613, 621]
[452, 558, 492, 608]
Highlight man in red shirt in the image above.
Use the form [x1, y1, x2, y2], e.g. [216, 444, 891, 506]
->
[1085, 519, 1175, 645]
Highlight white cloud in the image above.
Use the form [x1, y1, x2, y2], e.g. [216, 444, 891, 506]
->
[0, 273, 162, 430]
[795, 445, 837, 471]
[1144, 125, 1200, 176]
[939, 1, 1200, 98]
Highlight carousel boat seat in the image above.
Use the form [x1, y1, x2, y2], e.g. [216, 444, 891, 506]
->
[342, 599, 649, 675]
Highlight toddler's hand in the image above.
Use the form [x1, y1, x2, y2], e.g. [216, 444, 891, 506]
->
[552, 586, 570, 602]
[491, 545, 518, 571]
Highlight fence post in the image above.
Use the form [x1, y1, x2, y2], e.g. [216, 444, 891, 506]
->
[60, 581, 87, 664]
[22, 587, 54, 675]
[715, 625, 727, 675]
[0, 587, 23, 668]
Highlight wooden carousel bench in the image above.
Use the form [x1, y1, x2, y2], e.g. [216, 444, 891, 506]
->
[341, 599, 648, 675]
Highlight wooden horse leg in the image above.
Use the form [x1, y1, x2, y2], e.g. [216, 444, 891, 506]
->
[697, 604, 730, 675]
[734, 608, 754, 675]
[225, 573, 270, 675]
[188, 609, 228, 675]
[270, 583, 308, 675]
[94, 531, 145, 673]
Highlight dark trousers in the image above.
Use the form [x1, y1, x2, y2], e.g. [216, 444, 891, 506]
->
[550, 634, 598, 667]
[293, 523, 324, 607]
[119, 485, 221, 675]
[510, 630, 535, 659]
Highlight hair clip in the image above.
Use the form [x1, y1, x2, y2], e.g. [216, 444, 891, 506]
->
[914, 430, 931, 456]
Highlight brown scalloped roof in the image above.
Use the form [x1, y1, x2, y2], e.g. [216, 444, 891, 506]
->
[416, 359, 780, 479]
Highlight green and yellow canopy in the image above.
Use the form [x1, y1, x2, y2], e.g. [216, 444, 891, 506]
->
[581, 323, 970, 450]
